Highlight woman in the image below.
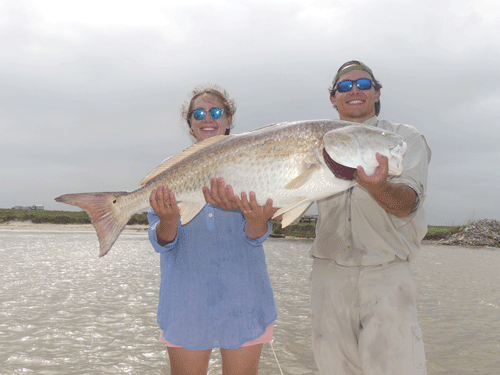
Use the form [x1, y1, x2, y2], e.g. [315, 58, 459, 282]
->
[148, 86, 277, 375]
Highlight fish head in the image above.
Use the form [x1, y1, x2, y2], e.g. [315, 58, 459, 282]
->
[323, 125, 406, 177]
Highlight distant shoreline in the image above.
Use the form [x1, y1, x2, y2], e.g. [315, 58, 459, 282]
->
[0, 220, 444, 244]
[0, 208, 316, 240]
[2, 209, 490, 245]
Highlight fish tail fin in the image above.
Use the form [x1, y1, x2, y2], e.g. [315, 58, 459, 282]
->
[55, 192, 132, 257]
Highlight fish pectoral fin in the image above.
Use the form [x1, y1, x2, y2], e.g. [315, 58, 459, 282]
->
[273, 198, 312, 228]
[178, 202, 206, 225]
[285, 164, 321, 189]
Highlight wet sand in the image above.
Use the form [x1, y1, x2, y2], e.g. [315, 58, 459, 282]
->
[0, 221, 149, 233]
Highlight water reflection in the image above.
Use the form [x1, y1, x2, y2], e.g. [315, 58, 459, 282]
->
[0, 231, 499, 374]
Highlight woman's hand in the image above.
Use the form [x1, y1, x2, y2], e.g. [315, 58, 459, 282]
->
[202, 177, 239, 210]
[203, 177, 279, 238]
[150, 184, 180, 245]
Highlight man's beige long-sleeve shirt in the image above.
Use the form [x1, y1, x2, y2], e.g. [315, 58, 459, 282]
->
[309, 117, 432, 266]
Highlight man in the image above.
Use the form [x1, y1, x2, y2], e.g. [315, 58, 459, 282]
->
[309, 60, 431, 375]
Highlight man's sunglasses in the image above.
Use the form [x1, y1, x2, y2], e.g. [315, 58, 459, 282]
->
[192, 108, 224, 121]
[336, 78, 373, 93]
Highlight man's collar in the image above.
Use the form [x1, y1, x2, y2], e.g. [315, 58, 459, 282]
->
[363, 116, 379, 127]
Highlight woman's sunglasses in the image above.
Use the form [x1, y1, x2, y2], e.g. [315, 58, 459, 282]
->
[336, 78, 373, 93]
[192, 108, 224, 121]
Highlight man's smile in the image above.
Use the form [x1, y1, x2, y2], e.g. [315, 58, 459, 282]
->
[347, 99, 365, 105]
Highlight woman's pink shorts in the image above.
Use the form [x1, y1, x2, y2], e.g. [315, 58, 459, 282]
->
[160, 323, 273, 348]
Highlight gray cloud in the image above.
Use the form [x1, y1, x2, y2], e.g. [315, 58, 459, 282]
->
[1, 0, 499, 225]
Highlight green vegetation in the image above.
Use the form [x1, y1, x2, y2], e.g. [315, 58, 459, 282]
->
[1, 208, 464, 241]
[423, 225, 465, 241]
[271, 220, 316, 239]
[0, 209, 148, 226]
[0, 208, 91, 224]
[271, 220, 465, 241]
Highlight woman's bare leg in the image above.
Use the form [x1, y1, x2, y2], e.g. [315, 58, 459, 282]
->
[167, 347, 212, 375]
[220, 344, 263, 375]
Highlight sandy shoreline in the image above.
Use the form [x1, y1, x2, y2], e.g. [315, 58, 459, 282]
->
[0, 221, 149, 233]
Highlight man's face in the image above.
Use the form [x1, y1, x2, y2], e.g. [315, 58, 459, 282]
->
[330, 69, 381, 123]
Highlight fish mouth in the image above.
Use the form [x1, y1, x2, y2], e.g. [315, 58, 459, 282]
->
[323, 148, 357, 180]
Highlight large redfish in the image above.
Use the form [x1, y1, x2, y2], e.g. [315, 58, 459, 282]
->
[55, 120, 406, 257]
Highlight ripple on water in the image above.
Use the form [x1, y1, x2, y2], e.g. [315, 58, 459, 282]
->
[1, 233, 499, 374]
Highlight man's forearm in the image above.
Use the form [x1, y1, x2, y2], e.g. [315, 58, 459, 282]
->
[369, 182, 417, 217]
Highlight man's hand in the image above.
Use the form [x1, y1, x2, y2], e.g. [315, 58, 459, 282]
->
[354, 153, 389, 192]
[354, 153, 416, 218]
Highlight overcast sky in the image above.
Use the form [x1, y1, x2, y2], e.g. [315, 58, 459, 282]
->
[1, 0, 499, 225]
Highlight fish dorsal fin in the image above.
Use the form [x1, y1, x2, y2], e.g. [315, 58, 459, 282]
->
[139, 135, 232, 186]
[273, 198, 313, 228]
[178, 202, 206, 225]
[246, 122, 280, 132]
[285, 164, 321, 189]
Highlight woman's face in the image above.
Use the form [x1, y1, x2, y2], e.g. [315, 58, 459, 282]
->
[190, 94, 232, 142]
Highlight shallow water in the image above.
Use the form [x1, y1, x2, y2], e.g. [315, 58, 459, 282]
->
[0, 231, 499, 374]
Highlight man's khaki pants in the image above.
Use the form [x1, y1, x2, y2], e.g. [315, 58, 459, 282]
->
[310, 258, 426, 375]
